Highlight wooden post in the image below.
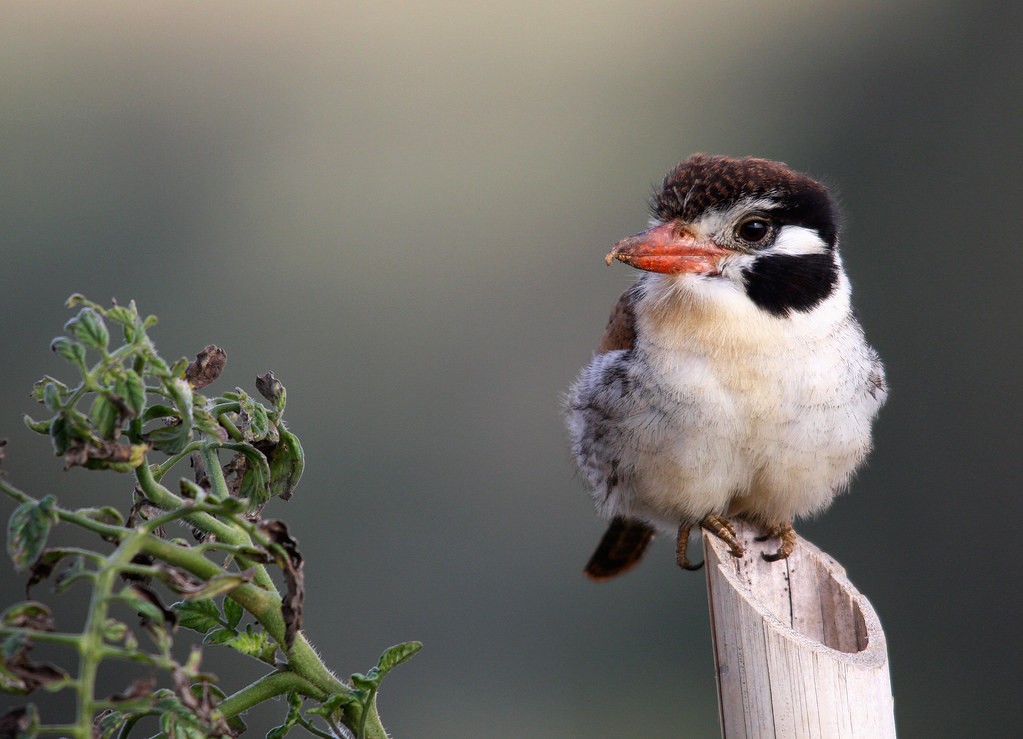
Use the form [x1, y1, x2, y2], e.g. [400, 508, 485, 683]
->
[703, 520, 896, 738]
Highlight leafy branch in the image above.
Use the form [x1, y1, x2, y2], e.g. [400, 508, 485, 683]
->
[0, 296, 420, 738]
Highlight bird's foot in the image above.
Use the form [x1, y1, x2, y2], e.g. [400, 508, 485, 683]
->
[676, 515, 745, 572]
[675, 523, 703, 571]
[757, 522, 797, 562]
[701, 515, 745, 559]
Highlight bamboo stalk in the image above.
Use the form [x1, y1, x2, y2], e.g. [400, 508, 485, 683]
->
[703, 520, 896, 738]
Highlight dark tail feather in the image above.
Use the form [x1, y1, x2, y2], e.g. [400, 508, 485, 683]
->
[584, 517, 656, 581]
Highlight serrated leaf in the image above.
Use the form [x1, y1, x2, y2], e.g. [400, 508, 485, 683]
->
[224, 626, 277, 663]
[66, 307, 109, 350]
[174, 599, 222, 634]
[223, 597, 243, 630]
[7, 497, 59, 572]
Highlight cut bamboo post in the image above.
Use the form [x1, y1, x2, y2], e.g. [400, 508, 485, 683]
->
[703, 520, 896, 738]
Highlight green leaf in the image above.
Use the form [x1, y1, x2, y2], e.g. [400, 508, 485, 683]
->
[22, 415, 51, 435]
[227, 443, 272, 505]
[89, 395, 120, 440]
[174, 599, 222, 634]
[225, 625, 277, 663]
[47, 416, 69, 455]
[2, 631, 29, 660]
[6, 497, 59, 572]
[31, 376, 69, 403]
[205, 627, 237, 645]
[248, 404, 270, 441]
[266, 692, 303, 739]
[268, 428, 305, 501]
[145, 421, 190, 455]
[78, 506, 125, 527]
[101, 618, 129, 643]
[306, 689, 357, 718]
[375, 641, 423, 676]
[181, 572, 250, 601]
[50, 336, 87, 368]
[223, 597, 243, 630]
[145, 378, 194, 454]
[66, 307, 109, 350]
[116, 369, 147, 417]
[106, 304, 137, 327]
[42, 383, 62, 412]
[142, 404, 178, 422]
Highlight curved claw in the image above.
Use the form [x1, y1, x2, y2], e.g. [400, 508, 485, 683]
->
[701, 515, 744, 558]
[759, 522, 797, 562]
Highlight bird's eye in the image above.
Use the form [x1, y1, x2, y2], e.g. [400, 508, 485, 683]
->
[736, 218, 771, 244]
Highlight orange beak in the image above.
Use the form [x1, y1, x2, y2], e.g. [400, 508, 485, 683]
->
[605, 222, 730, 275]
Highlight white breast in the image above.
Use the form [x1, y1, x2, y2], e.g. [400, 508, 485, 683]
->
[614, 268, 885, 530]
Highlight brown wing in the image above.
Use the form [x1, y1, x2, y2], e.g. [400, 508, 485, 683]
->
[584, 516, 656, 581]
[584, 289, 650, 581]
[596, 288, 637, 353]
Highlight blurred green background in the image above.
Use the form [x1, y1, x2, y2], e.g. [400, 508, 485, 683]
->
[2, 1, 1020, 736]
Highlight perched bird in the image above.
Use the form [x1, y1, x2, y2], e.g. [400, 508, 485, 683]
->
[565, 154, 887, 579]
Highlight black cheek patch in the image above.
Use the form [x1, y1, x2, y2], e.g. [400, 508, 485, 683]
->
[742, 253, 839, 317]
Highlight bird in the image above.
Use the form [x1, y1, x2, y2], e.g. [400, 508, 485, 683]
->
[565, 154, 887, 579]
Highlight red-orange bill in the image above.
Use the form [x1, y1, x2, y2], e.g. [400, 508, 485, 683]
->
[605, 222, 730, 275]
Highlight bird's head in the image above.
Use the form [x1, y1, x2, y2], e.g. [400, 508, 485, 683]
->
[606, 154, 841, 317]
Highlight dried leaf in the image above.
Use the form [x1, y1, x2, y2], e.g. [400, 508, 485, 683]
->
[0, 650, 69, 695]
[259, 520, 304, 649]
[185, 345, 227, 390]
[0, 705, 39, 737]
[255, 372, 286, 412]
[0, 602, 54, 632]
[108, 675, 158, 703]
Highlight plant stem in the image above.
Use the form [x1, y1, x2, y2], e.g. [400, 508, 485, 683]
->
[135, 460, 278, 594]
[74, 533, 148, 738]
[217, 669, 326, 718]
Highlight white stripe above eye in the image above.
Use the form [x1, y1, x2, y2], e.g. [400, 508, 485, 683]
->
[768, 224, 829, 256]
